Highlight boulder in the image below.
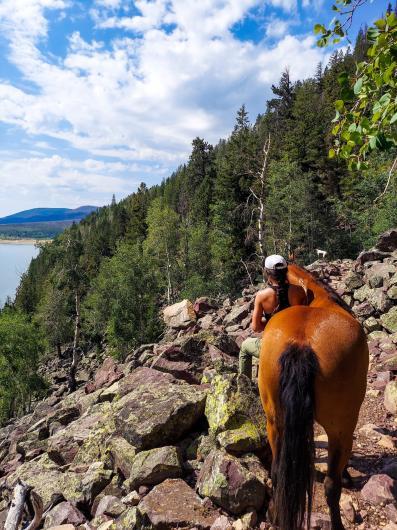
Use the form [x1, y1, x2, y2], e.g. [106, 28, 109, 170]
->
[363, 316, 380, 333]
[205, 374, 267, 453]
[127, 446, 183, 490]
[113, 507, 142, 529]
[381, 307, 397, 333]
[223, 304, 251, 326]
[47, 406, 115, 465]
[344, 271, 363, 291]
[357, 249, 391, 265]
[353, 301, 374, 318]
[85, 357, 123, 394]
[106, 436, 136, 479]
[43, 502, 85, 529]
[163, 300, 197, 329]
[138, 478, 218, 529]
[114, 379, 207, 450]
[194, 297, 217, 316]
[6, 454, 83, 506]
[365, 263, 396, 288]
[81, 461, 113, 506]
[361, 474, 397, 505]
[196, 449, 269, 514]
[384, 381, 397, 414]
[388, 285, 397, 300]
[354, 284, 373, 303]
[95, 495, 125, 518]
[151, 357, 200, 384]
[376, 228, 397, 252]
[379, 355, 397, 372]
[117, 367, 176, 397]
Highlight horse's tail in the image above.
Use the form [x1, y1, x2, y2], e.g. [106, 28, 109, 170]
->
[273, 342, 319, 530]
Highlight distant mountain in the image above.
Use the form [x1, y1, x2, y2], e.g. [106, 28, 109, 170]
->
[0, 206, 98, 225]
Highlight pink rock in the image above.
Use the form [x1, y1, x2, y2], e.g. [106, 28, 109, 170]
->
[44, 501, 85, 528]
[85, 357, 123, 394]
[194, 297, 216, 316]
[310, 512, 332, 529]
[361, 474, 397, 505]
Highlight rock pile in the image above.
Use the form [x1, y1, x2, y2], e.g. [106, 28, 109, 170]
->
[0, 229, 397, 529]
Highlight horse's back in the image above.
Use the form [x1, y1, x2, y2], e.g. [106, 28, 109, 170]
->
[258, 304, 369, 430]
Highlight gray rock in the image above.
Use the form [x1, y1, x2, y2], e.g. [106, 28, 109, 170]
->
[388, 285, 397, 300]
[205, 373, 267, 453]
[376, 228, 397, 252]
[81, 461, 113, 506]
[95, 495, 125, 518]
[384, 381, 397, 414]
[127, 446, 183, 490]
[163, 299, 197, 329]
[364, 316, 381, 333]
[357, 249, 391, 265]
[361, 474, 397, 505]
[196, 449, 269, 514]
[344, 271, 363, 291]
[223, 303, 251, 326]
[138, 478, 218, 529]
[43, 502, 85, 529]
[106, 436, 136, 479]
[381, 307, 397, 333]
[353, 301, 374, 318]
[114, 377, 207, 450]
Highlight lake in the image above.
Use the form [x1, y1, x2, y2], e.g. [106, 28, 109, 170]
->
[0, 243, 39, 306]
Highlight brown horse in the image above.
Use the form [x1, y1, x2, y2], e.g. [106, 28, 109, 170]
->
[258, 263, 369, 530]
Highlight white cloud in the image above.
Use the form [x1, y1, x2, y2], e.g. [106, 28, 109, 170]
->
[0, 155, 143, 215]
[0, 0, 330, 213]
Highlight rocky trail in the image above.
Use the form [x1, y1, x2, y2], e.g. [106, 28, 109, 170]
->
[1, 230, 397, 530]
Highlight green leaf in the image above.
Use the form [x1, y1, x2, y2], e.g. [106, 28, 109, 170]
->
[335, 100, 344, 112]
[354, 78, 363, 95]
[390, 112, 397, 124]
[314, 23, 326, 34]
[328, 148, 336, 159]
[369, 136, 377, 150]
[374, 19, 386, 30]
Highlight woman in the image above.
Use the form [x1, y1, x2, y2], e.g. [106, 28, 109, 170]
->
[239, 255, 307, 379]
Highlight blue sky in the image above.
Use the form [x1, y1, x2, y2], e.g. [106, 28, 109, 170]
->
[0, 0, 382, 216]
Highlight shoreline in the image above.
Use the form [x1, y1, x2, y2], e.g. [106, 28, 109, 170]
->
[0, 239, 52, 245]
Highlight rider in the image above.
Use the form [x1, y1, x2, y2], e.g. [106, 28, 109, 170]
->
[238, 254, 307, 379]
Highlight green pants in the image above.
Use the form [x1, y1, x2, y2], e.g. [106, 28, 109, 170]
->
[239, 337, 262, 379]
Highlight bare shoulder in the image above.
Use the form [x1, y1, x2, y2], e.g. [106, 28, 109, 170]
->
[255, 288, 274, 303]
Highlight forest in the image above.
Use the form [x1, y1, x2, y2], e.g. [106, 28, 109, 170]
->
[0, 11, 396, 423]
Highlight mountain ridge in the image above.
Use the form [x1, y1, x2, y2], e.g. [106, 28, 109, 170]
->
[0, 206, 98, 225]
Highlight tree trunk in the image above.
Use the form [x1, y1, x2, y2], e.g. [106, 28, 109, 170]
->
[68, 290, 80, 393]
[165, 247, 172, 305]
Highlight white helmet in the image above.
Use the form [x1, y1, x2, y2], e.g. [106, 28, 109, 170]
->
[264, 254, 287, 271]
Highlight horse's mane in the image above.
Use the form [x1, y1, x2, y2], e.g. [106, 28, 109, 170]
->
[288, 263, 354, 315]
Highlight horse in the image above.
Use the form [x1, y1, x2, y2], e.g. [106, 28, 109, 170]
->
[258, 263, 369, 530]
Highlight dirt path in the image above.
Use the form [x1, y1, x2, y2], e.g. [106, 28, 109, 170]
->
[312, 380, 397, 529]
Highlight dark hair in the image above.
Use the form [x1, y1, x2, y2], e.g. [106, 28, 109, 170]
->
[267, 267, 288, 285]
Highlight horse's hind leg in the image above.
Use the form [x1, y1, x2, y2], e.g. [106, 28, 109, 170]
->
[324, 433, 353, 530]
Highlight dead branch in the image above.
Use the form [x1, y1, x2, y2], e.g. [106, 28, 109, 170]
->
[374, 156, 397, 202]
[5, 480, 43, 530]
[25, 489, 43, 530]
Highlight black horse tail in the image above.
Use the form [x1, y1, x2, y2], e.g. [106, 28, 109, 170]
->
[273, 342, 319, 530]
